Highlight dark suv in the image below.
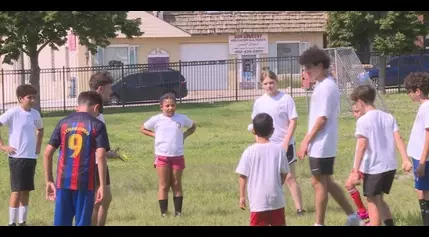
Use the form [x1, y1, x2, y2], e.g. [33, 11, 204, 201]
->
[108, 69, 188, 105]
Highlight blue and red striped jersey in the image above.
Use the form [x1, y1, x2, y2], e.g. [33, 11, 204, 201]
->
[48, 112, 110, 191]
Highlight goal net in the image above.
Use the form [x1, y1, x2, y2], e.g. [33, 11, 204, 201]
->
[322, 47, 389, 116]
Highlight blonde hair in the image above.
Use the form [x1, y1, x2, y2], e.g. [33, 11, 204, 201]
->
[260, 70, 278, 83]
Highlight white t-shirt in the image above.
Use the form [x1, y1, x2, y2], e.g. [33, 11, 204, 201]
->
[355, 110, 398, 174]
[407, 100, 429, 161]
[250, 92, 298, 145]
[143, 113, 194, 157]
[308, 76, 339, 158]
[0, 106, 43, 159]
[235, 142, 290, 212]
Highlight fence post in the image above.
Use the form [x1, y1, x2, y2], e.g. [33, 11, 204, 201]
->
[121, 64, 125, 108]
[289, 57, 293, 96]
[62, 66, 66, 112]
[235, 58, 238, 102]
[179, 60, 182, 104]
[1, 69, 4, 113]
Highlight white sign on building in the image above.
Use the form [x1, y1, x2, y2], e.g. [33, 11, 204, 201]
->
[229, 34, 268, 55]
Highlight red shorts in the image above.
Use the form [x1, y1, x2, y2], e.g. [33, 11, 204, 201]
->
[250, 207, 285, 226]
[154, 155, 185, 170]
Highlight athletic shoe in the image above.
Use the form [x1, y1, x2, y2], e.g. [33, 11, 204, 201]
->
[297, 209, 306, 216]
[358, 212, 370, 225]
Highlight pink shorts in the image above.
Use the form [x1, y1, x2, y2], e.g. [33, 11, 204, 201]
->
[154, 155, 185, 170]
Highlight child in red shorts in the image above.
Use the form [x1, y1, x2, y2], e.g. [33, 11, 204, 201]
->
[141, 93, 196, 217]
[236, 113, 290, 226]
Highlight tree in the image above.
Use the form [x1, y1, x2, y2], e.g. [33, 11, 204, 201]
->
[326, 11, 428, 93]
[0, 11, 143, 112]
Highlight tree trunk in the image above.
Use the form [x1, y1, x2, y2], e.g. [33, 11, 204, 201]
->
[19, 51, 26, 85]
[379, 55, 386, 94]
[29, 52, 41, 113]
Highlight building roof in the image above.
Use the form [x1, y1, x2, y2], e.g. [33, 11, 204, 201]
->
[116, 11, 191, 38]
[163, 11, 327, 35]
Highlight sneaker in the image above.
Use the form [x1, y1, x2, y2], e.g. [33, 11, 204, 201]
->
[161, 213, 167, 218]
[297, 209, 306, 216]
[19, 222, 26, 226]
[345, 214, 365, 226]
[358, 212, 370, 225]
[8, 223, 16, 226]
[175, 212, 182, 217]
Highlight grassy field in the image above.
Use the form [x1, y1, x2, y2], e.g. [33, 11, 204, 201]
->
[0, 93, 423, 226]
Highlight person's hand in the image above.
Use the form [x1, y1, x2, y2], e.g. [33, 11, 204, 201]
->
[417, 163, 426, 177]
[297, 141, 309, 160]
[1, 145, 16, 155]
[46, 182, 56, 201]
[402, 160, 412, 173]
[349, 170, 362, 186]
[239, 197, 246, 210]
[95, 186, 105, 204]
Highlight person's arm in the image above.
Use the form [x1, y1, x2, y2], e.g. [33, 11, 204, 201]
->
[0, 110, 16, 154]
[239, 175, 247, 210]
[282, 96, 298, 148]
[140, 116, 156, 138]
[351, 119, 368, 182]
[35, 114, 44, 155]
[94, 123, 111, 203]
[353, 136, 367, 172]
[280, 148, 290, 185]
[183, 116, 196, 140]
[43, 122, 62, 201]
[393, 126, 412, 172]
[301, 89, 334, 145]
[236, 150, 250, 210]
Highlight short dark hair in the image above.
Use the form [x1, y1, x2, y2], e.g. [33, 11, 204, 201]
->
[350, 84, 376, 104]
[16, 84, 37, 100]
[160, 93, 177, 105]
[89, 71, 114, 91]
[404, 72, 429, 96]
[299, 45, 331, 69]
[78, 91, 103, 108]
[253, 113, 274, 138]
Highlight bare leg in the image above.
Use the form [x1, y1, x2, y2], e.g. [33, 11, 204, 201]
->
[312, 175, 329, 225]
[285, 163, 304, 211]
[171, 168, 184, 216]
[157, 166, 171, 215]
[367, 195, 382, 226]
[95, 185, 112, 226]
[327, 176, 355, 215]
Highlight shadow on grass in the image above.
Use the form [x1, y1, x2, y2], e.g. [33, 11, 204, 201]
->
[41, 101, 241, 118]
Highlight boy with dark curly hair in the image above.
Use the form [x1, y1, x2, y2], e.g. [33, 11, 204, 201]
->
[404, 72, 429, 226]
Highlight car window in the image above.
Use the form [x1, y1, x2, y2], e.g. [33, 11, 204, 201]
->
[399, 57, 418, 66]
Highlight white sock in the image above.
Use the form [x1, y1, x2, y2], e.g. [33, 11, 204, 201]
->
[314, 223, 324, 226]
[9, 207, 18, 225]
[19, 206, 28, 224]
[347, 213, 359, 220]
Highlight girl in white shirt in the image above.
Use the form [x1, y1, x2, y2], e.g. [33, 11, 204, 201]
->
[249, 70, 305, 215]
[141, 93, 196, 217]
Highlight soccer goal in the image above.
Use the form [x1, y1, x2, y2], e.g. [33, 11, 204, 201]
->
[323, 47, 389, 116]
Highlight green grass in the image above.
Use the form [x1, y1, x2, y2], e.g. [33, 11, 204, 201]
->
[0, 93, 423, 226]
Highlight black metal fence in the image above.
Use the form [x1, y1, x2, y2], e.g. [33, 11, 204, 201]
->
[0, 52, 425, 114]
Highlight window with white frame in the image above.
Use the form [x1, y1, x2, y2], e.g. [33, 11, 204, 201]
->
[92, 45, 138, 66]
[268, 41, 310, 74]
[148, 48, 170, 71]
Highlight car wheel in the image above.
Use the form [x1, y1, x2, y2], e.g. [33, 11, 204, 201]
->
[370, 77, 379, 89]
[109, 94, 120, 105]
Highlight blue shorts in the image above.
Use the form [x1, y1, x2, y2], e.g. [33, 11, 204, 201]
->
[54, 189, 95, 226]
[413, 158, 429, 191]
